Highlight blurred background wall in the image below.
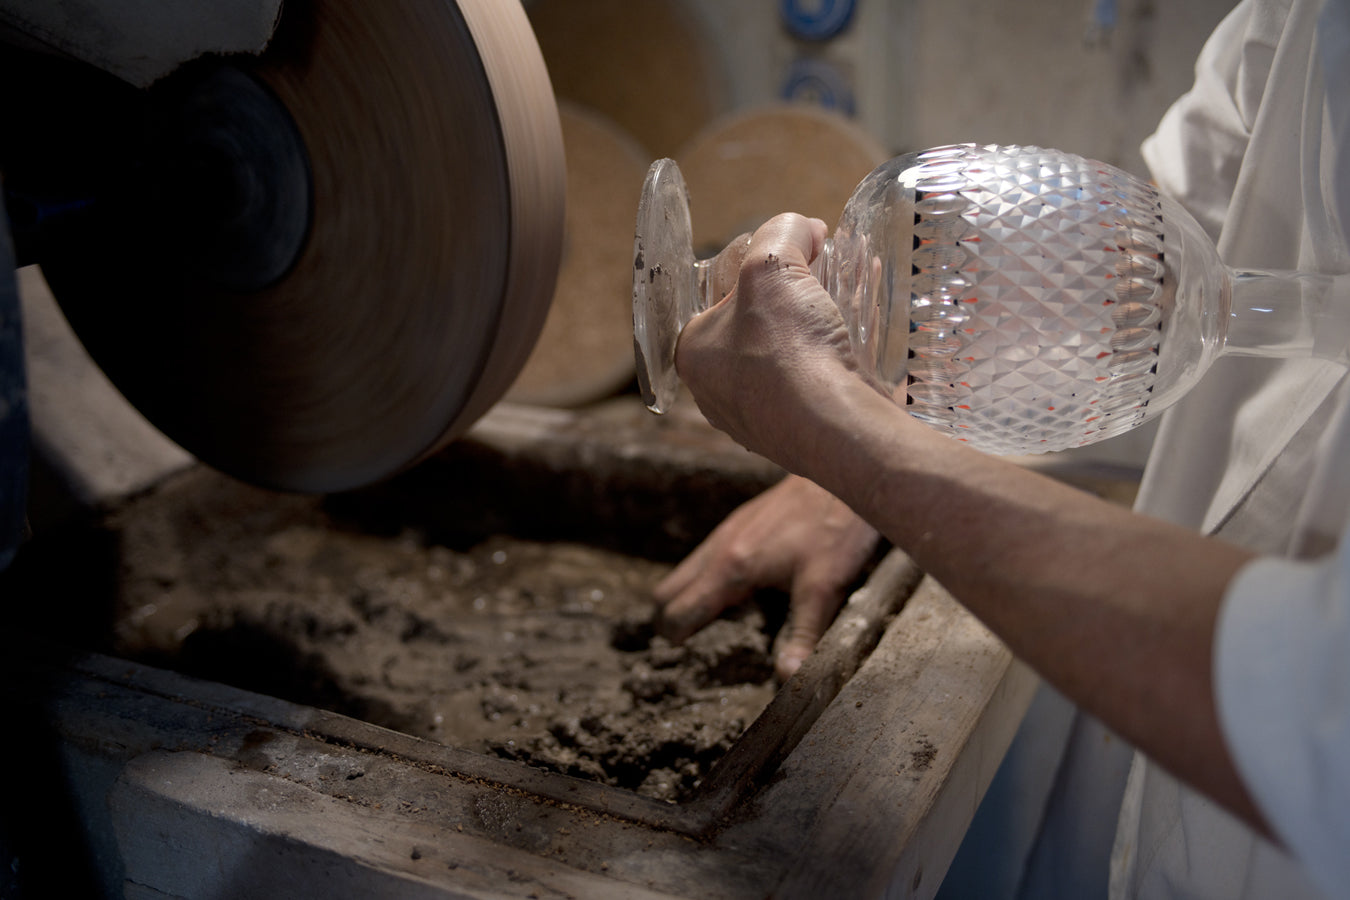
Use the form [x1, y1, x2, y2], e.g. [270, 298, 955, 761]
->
[680, 0, 1234, 176]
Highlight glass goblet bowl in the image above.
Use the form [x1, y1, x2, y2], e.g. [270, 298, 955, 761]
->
[633, 143, 1347, 455]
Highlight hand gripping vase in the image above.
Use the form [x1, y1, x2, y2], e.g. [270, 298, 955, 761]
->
[632, 143, 1350, 454]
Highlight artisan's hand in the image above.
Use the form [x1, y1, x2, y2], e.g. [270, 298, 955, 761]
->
[654, 475, 880, 680]
[675, 213, 866, 476]
[666, 216, 1271, 839]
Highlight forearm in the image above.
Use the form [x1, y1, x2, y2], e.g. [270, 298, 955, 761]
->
[794, 376, 1267, 831]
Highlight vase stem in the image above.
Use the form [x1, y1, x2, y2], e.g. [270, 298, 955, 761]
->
[1225, 269, 1350, 365]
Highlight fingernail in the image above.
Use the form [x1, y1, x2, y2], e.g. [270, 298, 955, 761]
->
[777, 649, 806, 680]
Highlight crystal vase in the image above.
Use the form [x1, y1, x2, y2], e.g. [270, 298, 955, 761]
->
[632, 143, 1350, 454]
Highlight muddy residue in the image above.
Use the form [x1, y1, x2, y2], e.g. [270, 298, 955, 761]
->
[4, 466, 779, 803]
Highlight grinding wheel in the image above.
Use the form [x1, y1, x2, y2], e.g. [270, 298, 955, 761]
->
[36, 0, 564, 493]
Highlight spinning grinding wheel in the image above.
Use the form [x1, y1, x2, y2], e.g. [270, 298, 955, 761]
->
[32, 0, 564, 492]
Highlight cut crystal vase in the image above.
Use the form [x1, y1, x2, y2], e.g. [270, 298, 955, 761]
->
[632, 143, 1350, 454]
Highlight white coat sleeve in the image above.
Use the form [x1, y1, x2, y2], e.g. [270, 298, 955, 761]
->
[1216, 539, 1350, 900]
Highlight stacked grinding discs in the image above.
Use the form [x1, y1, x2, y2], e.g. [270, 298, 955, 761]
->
[525, 0, 727, 161]
[514, 102, 890, 408]
[507, 0, 726, 407]
[506, 105, 651, 407]
[675, 104, 889, 256]
[37, 0, 564, 492]
[512, 1, 889, 409]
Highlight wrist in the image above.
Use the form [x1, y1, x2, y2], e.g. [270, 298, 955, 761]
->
[777, 368, 912, 494]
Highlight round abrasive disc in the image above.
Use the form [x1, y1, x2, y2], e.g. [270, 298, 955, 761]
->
[39, 0, 564, 492]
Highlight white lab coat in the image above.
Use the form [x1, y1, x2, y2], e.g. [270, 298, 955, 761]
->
[1113, 0, 1350, 896]
[942, 2, 1350, 898]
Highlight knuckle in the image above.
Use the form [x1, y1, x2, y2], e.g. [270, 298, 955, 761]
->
[716, 541, 759, 588]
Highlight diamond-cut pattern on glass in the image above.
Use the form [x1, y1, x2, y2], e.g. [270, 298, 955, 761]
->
[903, 145, 1163, 453]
